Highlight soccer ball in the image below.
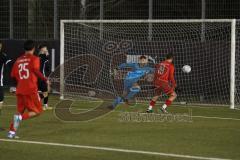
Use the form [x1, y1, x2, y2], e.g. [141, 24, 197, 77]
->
[182, 65, 191, 73]
[146, 73, 154, 82]
[88, 90, 96, 97]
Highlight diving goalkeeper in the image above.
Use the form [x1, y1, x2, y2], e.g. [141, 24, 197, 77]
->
[112, 55, 154, 108]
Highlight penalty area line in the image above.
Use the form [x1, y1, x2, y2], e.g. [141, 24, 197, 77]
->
[192, 115, 240, 121]
[0, 139, 231, 160]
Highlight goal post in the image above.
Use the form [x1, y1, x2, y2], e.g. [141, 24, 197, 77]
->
[230, 19, 236, 109]
[59, 19, 237, 109]
[60, 21, 65, 100]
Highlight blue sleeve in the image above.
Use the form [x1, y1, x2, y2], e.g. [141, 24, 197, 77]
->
[118, 63, 136, 69]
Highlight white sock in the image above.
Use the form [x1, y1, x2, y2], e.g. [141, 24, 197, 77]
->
[162, 104, 167, 109]
[44, 104, 48, 107]
[9, 130, 15, 134]
[18, 114, 22, 121]
[148, 106, 153, 110]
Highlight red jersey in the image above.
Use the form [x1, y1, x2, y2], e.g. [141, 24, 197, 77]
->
[11, 53, 47, 95]
[154, 60, 176, 87]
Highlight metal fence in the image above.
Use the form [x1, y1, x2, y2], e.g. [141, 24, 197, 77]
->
[0, 0, 240, 40]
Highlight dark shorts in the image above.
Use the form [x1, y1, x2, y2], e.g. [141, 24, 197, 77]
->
[0, 86, 4, 102]
[38, 80, 48, 92]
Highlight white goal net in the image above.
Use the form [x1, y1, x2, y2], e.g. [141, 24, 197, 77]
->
[51, 19, 240, 109]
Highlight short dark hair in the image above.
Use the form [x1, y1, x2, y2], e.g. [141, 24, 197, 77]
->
[38, 43, 47, 50]
[24, 40, 35, 51]
[139, 55, 147, 59]
[166, 53, 173, 60]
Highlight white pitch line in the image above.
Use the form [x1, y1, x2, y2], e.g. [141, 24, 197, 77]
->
[0, 139, 231, 160]
[192, 115, 240, 121]
[2, 104, 16, 107]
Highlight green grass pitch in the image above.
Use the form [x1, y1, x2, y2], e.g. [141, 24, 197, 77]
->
[0, 94, 240, 160]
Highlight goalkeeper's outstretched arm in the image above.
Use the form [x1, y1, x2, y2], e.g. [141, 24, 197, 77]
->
[118, 63, 136, 69]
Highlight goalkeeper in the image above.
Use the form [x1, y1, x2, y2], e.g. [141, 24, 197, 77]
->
[112, 55, 154, 108]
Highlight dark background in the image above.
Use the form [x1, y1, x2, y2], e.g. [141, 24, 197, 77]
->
[1, 0, 240, 40]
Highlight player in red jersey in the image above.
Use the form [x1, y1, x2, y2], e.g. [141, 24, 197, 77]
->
[147, 53, 177, 113]
[7, 40, 48, 138]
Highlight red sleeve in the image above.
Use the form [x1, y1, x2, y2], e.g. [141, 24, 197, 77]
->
[169, 65, 176, 88]
[32, 57, 47, 81]
[34, 70, 47, 81]
[33, 56, 40, 71]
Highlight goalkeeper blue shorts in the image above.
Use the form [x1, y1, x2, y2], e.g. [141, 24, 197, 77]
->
[123, 79, 138, 91]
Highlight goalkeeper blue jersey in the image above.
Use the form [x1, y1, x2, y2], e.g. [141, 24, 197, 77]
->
[119, 63, 154, 81]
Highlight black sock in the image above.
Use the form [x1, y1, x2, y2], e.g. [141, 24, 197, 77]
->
[44, 96, 48, 105]
[39, 93, 44, 99]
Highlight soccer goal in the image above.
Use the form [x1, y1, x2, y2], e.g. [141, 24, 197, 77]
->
[55, 19, 240, 109]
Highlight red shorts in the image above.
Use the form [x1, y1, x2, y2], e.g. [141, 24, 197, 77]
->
[154, 82, 174, 96]
[17, 93, 42, 114]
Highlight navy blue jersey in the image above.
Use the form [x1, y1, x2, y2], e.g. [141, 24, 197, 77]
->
[39, 54, 50, 77]
[0, 52, 11, 86]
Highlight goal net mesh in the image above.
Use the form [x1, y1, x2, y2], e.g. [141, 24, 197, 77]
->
[50, 20, 240, 107]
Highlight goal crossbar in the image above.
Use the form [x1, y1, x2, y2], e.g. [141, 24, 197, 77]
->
[61, 19, 235, 24]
